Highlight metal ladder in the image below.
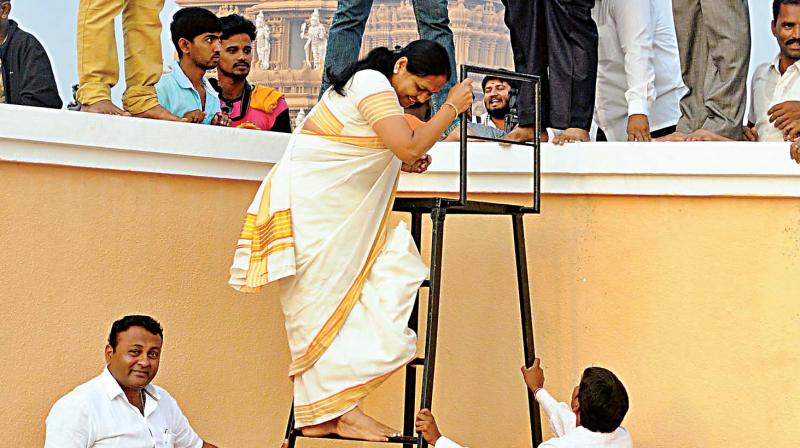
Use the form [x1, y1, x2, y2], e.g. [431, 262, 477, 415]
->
[284, 66, 543, 448]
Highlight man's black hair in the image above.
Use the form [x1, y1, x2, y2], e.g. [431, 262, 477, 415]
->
[220, 14, 256, 41]
[108, 315, 163, 350]
[578, 367, 629, 433]
[170, 7, 222, 58]
[327, 40, 451, 96]
[774, 0, 800, 21]
[481, 74, 518, 92]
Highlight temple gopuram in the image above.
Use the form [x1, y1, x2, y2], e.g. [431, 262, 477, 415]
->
[175, 0, 513, 123]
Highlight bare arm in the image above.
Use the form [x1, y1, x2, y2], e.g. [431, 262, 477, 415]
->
[372, 79, 473, 164]
[202, 442, 218, 448]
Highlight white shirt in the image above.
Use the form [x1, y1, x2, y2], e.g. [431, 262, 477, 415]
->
[432, 388, 631, 448]
[45, 368, 203, 448]
[592, 0, 687, 141]
[536, 388, 633, 448]
[748, 56, 800, 142]
[435, 436, 466, 448]
[476, 113, 500, 129]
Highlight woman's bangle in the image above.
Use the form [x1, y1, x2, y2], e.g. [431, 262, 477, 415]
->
[441, 102, 459, 119]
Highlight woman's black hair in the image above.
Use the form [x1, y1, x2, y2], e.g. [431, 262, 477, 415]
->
[327, 39, 451, 96]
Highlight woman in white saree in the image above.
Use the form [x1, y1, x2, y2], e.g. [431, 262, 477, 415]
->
[229, 40, 473, 441]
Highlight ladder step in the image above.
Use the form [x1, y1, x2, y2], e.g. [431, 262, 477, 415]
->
[291, 430, 419, 444]
[409, 357, 425, 366]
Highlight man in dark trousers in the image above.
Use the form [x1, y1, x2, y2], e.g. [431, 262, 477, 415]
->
[500, 0, 598, 145]
[0, 0, 62, 108]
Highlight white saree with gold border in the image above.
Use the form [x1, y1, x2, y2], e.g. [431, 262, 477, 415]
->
[230, 69, 428, 427]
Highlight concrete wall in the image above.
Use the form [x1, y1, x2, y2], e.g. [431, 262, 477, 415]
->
[2, 106, 799, 447]
[2, 160, 798, 447]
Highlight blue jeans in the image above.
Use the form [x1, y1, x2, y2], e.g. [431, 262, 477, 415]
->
[320, 0, 457, 131]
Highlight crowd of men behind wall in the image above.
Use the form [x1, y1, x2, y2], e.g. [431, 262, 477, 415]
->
[4, 0, 800, 156]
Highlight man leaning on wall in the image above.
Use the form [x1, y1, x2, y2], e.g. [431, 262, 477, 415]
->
[0, 0, 62, 109]
[76, 0, 182, 120]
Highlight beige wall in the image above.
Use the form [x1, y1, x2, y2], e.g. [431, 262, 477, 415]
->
[2, 161, 799, 447]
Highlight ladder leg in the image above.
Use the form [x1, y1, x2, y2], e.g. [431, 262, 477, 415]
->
[284, 401, 297, 448]
[419, 205, 447, 448]
[512, 214, 543, 447]
[403, 212, 423, 448]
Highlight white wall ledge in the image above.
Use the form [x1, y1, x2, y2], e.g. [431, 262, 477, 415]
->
[3, 104, 800, 197]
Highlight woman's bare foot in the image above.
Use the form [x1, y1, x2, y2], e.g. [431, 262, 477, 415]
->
[300, 407, 399, 442]
[552, 128, 590, 145]
[299, 419, 336, 438]
[133, 104, 185, 122]
[336, 408, 399, 441]
[80, 99, 130, 116]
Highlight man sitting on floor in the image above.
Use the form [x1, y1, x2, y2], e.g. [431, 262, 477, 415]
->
[415, 358, 632, 447]
[156, 7, 229, 126]
[663, 0, 800, 142]
[45, 315, 218, 448]
[0, 0, 61, 109]
[211, 14, 291, 132]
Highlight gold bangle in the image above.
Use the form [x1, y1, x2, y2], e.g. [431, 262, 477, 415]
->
[441, 102, 459, 119]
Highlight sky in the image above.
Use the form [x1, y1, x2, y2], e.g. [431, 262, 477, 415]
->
[8, 1, 778, 106]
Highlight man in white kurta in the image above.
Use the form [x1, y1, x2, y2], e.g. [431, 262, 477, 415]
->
[592, 0, 687, 142]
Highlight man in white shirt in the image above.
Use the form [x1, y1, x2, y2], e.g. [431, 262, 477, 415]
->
[592, 0, 687, 142]
[45, 315, 218, 448]
[522, 359, 632, 447]
[414, 358, 632, 447]
[665, 0, 800, 143]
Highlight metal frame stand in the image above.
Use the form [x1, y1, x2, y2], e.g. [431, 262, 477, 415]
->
[284, 65, 543, 447]
[285, 199, 542, 448]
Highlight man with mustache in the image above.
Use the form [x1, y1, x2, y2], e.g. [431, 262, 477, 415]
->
[442, 75, 517, 141]
[479, 75, 515, 132]
[156, 7, 229, 126]
[44, 315, 218, 448]
[668, 0, 800, 142]
[211, 14, 291, 132]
